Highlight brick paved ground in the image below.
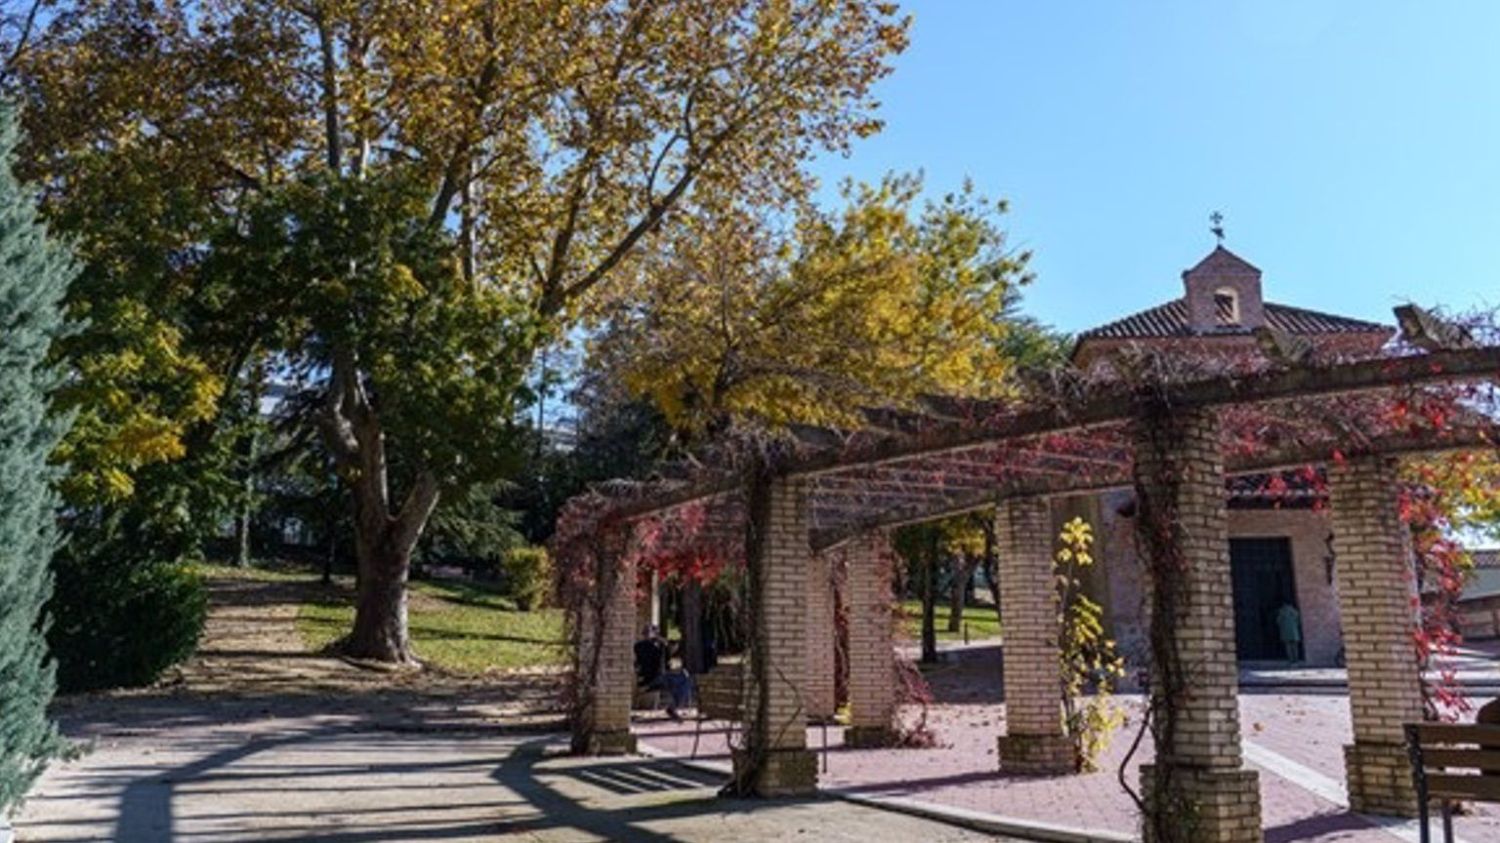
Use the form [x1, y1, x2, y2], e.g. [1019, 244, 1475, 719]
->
[636, 645, 1500, 842]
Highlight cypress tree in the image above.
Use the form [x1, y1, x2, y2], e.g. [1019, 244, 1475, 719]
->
[0, 104, 75, 816]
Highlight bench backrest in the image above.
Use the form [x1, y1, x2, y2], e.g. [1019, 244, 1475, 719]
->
[1405, 722, 1500, 803]
[696, 661, 744, 721]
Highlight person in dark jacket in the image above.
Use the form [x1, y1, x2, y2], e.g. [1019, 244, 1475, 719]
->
[633, 625, 691, 719]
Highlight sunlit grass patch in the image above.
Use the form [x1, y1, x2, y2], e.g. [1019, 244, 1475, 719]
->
[297, 577, 568, 674]
[899, 598, 1001, 643]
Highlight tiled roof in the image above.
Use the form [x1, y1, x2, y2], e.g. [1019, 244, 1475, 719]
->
[1078, 298, 1390, 341]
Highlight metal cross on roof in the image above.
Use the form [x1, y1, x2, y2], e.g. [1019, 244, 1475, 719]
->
[1210, 210, 1226, 244]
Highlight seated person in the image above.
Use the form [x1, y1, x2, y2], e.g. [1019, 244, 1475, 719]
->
[633, 625, 692, 720]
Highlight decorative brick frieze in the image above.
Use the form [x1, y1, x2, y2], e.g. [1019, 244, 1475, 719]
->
[1328, 455, 1423, 816]
[995, 497, 1074, 775]
[844, 531, 897, 748]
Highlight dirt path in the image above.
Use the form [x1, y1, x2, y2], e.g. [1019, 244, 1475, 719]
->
[48, 573, 567, 735]
[168, 576, 376, 695]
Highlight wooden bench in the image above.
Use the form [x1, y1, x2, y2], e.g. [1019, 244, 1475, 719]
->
[692, 662, 743, 759]
[1404, 722, 1500, 842]
[687, 661, 831, 772]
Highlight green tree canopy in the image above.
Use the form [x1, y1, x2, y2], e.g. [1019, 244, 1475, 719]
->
[16, 0, 910, 662]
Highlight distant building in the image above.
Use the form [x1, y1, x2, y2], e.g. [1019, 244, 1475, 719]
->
[1064, 246, 1392, 666]
[1457, 549, 1500, 639]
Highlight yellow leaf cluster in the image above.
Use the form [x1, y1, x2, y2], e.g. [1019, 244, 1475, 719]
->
[594, 174, 1046, 435]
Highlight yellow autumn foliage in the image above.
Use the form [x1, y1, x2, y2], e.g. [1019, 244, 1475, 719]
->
[594, 174, 1053, 434]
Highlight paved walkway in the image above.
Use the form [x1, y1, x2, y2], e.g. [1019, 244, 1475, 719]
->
[636, 645, 1500, 842]
[1240, 640, 1500, 692]
[16, 711, 1001, 842]
[11, 575, 1006, 842]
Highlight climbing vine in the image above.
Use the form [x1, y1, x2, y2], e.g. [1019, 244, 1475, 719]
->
[1055, 517, 1125, 772]
[1121, 403, 1203, 843]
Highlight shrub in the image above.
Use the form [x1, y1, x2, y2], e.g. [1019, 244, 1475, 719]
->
[48, 554, 207, 693]
[1056, 517, 1126, 772]
[0, 104, 75, 813]
[501, 546, 552, 611]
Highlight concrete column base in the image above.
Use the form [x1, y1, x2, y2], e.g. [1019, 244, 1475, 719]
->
[1345, 741, 1419, 817]
[1141, 764, 1262, 843]
[844, 725, 898, 749]
[580, 729, 637, 756]
[997, 732, 1075, 775]
[732, 747, 818, 796]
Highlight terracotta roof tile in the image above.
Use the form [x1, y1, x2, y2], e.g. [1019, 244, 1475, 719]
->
[1078, 298, 1390, 340]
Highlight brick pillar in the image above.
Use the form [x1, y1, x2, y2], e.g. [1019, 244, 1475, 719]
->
[735, 475, 817, 795]
[994, 497, 1075, 774]
[573, 529, 638, 755]
[806, 549, 838, 722]
[845, 531, 897, 747]
[1133, 409, 1261, 842]
[1329, 456, 1423, 816]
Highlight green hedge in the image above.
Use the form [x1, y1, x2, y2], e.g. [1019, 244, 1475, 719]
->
[48, 555, 207, 693]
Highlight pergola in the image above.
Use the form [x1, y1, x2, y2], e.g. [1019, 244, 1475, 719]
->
[554, 307, 1500, 843]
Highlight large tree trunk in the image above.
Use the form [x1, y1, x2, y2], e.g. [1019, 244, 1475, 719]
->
[921, 532, 939, 664]
[319, 348, 440, 665]
[982, 519, 1002, 631]
[681, 579, 705, 675]
[947, 554, 976, 633]
[344, 541, 415, 662]
[338, 470, 439, 664]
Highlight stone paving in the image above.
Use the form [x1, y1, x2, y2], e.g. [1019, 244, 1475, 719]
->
[13, 575, 1007, 843]
[15, 701, 1003, 842]
[635, 644, 1500, 842]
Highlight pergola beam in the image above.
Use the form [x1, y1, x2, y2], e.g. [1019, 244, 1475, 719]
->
[786, 346, 1500, 477]
[807, 424, 1500, 552]
[587, 345, 1500, 529]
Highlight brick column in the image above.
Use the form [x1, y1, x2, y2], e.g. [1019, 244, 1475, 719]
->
[995, 497, 1075, 774]
[806, 549, 838, 722]
[1132, 409, 1261, 842]
[845, 531, 897, 747]
[573, 529, 638, 755]
[735, 475, 817, 795]
[1329, 456, 1423, 816]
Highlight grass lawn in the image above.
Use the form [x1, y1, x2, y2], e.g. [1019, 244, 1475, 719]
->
[198, 562, 567, 674]
[298, 577, 568, 674]
[899, 598, 1001, 643]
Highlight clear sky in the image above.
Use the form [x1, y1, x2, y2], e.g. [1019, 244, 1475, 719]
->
[811, 1, 1500, 336]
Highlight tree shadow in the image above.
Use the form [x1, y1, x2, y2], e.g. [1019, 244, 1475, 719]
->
[490, 737, 816, 842]
[1263, 810, 1387, 843]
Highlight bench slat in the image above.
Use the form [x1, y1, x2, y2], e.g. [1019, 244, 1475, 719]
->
[697, 663, 744, 721]
[1420, 747, 1500, 773]
[1413, 723, 1500, 749]
[1424, 773, 1500, 801]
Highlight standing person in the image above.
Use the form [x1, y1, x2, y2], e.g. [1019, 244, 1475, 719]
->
[1277, 603, 1303, 663]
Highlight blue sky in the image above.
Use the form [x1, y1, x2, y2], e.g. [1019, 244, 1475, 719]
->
[811, 1, 1500, 336]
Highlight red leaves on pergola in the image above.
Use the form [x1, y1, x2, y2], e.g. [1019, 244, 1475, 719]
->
[553, 317, 1500, 579]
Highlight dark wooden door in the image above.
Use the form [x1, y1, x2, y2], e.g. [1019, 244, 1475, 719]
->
[1230, 537, 1298, 661]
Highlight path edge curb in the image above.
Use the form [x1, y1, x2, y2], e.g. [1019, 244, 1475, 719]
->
[636, 741, 1139, 843]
